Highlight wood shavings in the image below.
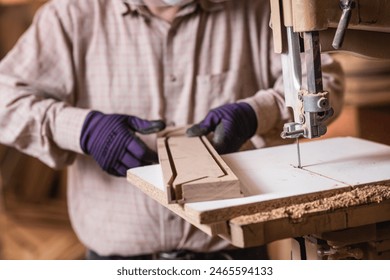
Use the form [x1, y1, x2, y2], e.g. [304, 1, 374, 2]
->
[231, 185, 390, 225]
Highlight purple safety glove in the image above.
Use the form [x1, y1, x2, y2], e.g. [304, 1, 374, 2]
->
[80, 111, 166, 177]
[186, 102, 257, 154]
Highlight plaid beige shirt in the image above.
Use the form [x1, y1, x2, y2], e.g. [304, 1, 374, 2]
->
[0, 0, 343, 256]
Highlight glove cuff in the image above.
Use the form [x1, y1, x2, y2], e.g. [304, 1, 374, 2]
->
[237, 101, 258, 138]
[80, 111, 105, 154]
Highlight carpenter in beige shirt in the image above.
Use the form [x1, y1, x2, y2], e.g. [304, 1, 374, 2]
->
[0, 0, 344, 258]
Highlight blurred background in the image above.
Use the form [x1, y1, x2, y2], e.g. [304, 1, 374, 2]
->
[0, 0, 389, 260]
[0, 0, 86, 260]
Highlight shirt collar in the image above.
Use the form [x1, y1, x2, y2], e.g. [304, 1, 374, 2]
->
[116, 0, 227, 17]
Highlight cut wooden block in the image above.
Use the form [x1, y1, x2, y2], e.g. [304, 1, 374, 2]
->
[157, 136, 242, 204]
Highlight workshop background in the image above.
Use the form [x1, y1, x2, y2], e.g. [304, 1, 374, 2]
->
[0, 0, 389, 260]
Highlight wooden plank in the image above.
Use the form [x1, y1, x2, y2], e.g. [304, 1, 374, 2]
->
[157, 136, 241, 204]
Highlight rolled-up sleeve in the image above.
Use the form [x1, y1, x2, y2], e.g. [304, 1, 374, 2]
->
[0, 3, 90, 169]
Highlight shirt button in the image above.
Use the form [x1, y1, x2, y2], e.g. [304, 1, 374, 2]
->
[169, 74, 177, 82]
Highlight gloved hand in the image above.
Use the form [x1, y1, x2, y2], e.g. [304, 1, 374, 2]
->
[80, 111, 166, 177]
[186, 102, 257, 154]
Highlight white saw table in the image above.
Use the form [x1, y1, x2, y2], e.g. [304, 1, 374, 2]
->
[127, 137, 390, 249]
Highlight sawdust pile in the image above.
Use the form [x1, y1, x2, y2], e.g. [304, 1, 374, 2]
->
[231, 185, 390, 225]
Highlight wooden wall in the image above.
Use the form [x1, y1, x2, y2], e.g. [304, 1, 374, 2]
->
[0, 0, 85, 260]
[325, 54, 390, 145]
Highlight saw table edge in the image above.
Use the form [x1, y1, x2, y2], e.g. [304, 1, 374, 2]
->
[126, 170, 228, 237]
[229, 195, 390, 248]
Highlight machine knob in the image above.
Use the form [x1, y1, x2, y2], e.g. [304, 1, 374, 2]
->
[333, 0, 356, 49]
[317, 97, 329, 109]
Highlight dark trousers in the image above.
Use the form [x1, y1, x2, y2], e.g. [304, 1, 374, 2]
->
[86, 246, 268, 260]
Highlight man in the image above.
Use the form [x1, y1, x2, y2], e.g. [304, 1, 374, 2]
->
[0, 0, 344, 259]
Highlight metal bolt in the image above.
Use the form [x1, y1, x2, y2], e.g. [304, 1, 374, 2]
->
[317, 97, 329, 109]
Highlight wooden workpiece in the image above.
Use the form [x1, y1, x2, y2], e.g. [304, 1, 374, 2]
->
[127, 137, 390, 248]
[157, 136, 241, 204]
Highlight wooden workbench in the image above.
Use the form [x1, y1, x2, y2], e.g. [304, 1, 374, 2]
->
[127, 137, 390, 248]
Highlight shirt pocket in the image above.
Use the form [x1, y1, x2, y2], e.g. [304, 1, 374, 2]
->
[195, 69, 242, 120]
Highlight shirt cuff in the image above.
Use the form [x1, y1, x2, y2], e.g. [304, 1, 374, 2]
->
[239, 90, 281, 135]
[52, 106, 91, 154]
